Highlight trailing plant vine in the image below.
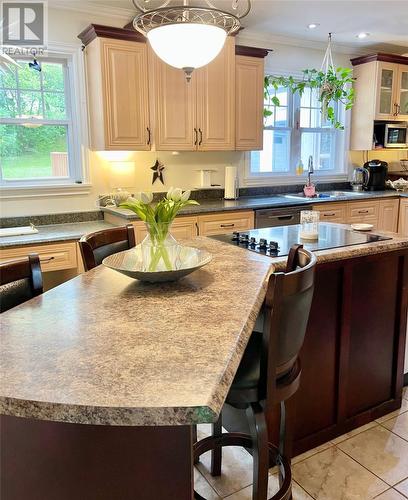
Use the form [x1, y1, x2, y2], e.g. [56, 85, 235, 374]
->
[264, 35, 355, 130]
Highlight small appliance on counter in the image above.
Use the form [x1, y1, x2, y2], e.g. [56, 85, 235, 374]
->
[351, 167, 369, 191]
[363, 160, 388, 191]
[224, 165, 239, 200]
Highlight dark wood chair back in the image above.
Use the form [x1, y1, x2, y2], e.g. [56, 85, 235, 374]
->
[0, 254, 43, 313]
[79, 225, 136, 271]
[261, 244, 316, 408]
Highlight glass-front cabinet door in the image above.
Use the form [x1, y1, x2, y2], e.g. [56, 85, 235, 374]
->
[397, 65, 408, 120]
[375, 62, 398, 119]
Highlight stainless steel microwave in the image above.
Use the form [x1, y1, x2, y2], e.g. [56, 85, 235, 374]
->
[384, 123, 408, 148]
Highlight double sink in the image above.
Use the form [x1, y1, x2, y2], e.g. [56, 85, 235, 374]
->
[282, 191, 367, 201]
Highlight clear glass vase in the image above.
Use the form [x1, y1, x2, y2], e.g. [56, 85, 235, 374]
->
[140, 222, 181, 272]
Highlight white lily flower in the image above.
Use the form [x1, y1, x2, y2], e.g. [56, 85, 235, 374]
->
[180, 190, 191, 202]
[171, 188, 183, 202]
[166, 187, 174, 200]
[141, 192, 153, 204]
[132, 192, 142, 202]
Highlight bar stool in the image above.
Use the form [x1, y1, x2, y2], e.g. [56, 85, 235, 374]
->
[0, 254, 43, 313]
[194, 244, 316, 500]
[79, 225, 136, 271]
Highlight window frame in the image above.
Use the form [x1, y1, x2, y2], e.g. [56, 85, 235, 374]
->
[0, 43, 89, 191]
[245, 72, 349, 186]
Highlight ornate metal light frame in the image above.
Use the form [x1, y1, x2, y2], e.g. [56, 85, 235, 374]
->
[132, 0, 251, 39]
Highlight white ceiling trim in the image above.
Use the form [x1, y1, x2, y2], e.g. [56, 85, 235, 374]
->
[49, 1, 134, 20]
[237, 29, 372, 56]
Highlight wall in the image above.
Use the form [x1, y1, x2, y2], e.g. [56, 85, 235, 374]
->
[349, 149, 408, 172]
[0, 6, 356, 217]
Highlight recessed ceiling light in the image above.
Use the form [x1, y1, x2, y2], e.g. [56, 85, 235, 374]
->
[357, 32, 370, 39]
[307, 23, 319, 29]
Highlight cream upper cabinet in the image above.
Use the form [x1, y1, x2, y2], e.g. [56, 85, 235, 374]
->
[235, 55, 265, 151]
[375, 62, 408, 120]
[151, 50, 197, 151]
[396, 65, 408, 120]
[151, 37, 235, 151]
[350, 54, 408, 150]
[196, 37, 235, 151]
[85, 37, 151, 151]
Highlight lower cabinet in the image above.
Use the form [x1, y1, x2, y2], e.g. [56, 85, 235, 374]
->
[314, 198, 399, 231]
[398, 199, 408, 235]
[378, 199, 399, 232]
[197, 210, 254, 236]
[0, 242, 81, 291]
[312, 202, 347, 223]
[133, 216, 198, 243]
[131, 210, 255, 241]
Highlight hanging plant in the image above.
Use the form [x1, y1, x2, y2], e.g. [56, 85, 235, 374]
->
[264, 34, 355, 129]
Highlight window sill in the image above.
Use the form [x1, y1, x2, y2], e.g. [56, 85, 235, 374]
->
[243, 174, 349, 187]
[0, 183, 92, 200]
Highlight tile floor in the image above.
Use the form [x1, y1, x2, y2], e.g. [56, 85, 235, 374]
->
[194, 386, 408, 500]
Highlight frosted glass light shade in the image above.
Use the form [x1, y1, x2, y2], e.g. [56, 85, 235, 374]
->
[147, 23, 227, 70]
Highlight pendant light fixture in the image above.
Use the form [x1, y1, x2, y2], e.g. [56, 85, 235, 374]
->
[132, 0, 251, 81]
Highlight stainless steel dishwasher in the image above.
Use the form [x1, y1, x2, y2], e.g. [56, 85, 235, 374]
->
[255, 206, 306, 229]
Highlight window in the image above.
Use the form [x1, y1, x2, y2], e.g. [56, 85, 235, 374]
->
[0, 55, 82, 186]
[249, 78, 346, 182]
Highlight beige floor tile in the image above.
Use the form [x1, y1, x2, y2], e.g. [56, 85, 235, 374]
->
[196, 447, 254, 497]
[194, 468, 222, 500]
[291, 441, 334, 465]
[223, 474, 313, 499]
[376, 399, 408, 424]
[197, 423, 213, 439]
[374, 488, 407, 500]
[331, 422, 379, 445]
[338, 426, 408, 486]
[381, 412, 408, 442]
[394, 477, 408, 497]
[293, 446, 388, 499]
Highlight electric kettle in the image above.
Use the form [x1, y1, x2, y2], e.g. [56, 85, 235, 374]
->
[351, 167, 369, 192]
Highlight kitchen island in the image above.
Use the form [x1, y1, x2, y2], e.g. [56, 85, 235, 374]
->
[1, 226, 408, 500]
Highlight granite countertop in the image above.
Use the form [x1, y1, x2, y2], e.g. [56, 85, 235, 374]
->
[1, 227, 408, 427]
[102, 190, 400, 220]
[0, 237, 273, 426]
[0, 221, 115, 248]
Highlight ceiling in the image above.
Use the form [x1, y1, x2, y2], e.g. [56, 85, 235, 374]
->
[53, 0, 408, 53]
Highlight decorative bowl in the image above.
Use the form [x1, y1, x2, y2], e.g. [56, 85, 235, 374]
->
[386, 178, 408, 191]
[400, 159, 408, 172]
[103, 245, 212, 283]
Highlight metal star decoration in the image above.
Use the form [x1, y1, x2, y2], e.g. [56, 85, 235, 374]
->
[151, 159, 165, 185]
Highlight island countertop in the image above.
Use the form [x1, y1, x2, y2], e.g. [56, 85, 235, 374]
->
[0, 237, 273, 426]
[2, 228, 408, 427]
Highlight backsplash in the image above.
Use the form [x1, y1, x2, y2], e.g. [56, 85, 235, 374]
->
[349, 149, 408, 172]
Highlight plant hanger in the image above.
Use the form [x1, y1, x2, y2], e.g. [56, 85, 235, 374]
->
[264, 33, 355, 129]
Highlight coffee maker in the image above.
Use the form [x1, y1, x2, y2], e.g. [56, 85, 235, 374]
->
[363, 160, 388, 191]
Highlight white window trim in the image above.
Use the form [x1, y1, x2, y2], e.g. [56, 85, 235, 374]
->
[243, 71, 350, 187]
[0, 42, 90, 196]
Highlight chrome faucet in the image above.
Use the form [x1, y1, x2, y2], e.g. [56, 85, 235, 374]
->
[307, 155, 314, 185]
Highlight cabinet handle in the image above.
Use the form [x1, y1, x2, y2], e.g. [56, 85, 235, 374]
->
[194, 128, 198, 146]
[40, 256, 55, 263]
[358, 210, 369, 214]
[199, 128, 203, 146]
[324, 213, 336, 217]
[147, 127, 151, 145]
[220, 223, 235, 228]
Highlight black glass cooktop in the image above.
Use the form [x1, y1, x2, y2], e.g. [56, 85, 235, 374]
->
[211, 224, 392, 258]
